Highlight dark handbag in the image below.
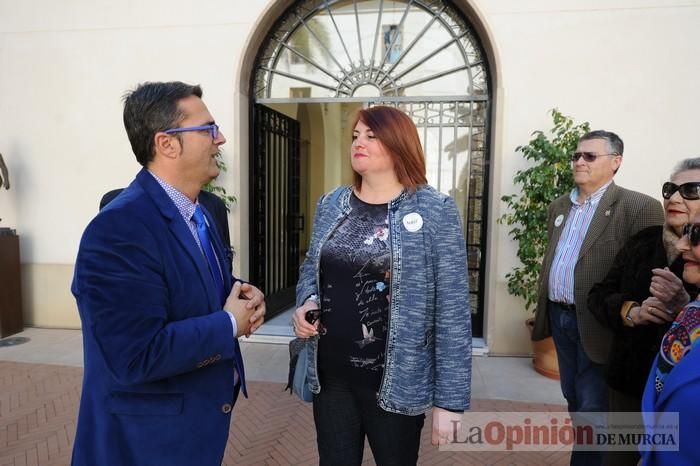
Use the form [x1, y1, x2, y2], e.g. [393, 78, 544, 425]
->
[286, 337, 313, 402]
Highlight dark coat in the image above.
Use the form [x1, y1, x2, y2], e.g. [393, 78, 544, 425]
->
[587, 225, 697, 398]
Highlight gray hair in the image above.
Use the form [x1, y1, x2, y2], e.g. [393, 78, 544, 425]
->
[579, 130, 624, 155]
[671, 157, 700, 179]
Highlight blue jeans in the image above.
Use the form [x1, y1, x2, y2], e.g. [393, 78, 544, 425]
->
[549, 301, 608, 466]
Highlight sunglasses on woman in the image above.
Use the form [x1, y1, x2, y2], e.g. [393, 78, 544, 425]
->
[683, 223, 700, 247]
[662, 181, 700, 200]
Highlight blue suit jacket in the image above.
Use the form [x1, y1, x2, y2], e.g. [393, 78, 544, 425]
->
[641, 348, 700, 465]
[71, 169, 243, 466]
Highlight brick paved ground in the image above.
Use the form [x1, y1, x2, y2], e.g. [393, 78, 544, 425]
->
[0, 361, 570, 465]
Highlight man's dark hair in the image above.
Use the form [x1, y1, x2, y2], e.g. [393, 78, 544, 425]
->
[579, 130, 624, 156]
[123, 81, 203, 167]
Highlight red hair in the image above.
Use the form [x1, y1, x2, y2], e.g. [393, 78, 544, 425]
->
[351, 106, 427, 191]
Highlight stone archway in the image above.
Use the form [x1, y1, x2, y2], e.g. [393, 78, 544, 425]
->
[238, 0, 500, 336]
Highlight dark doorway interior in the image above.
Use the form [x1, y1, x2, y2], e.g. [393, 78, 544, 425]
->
[250, 104, 302, 319]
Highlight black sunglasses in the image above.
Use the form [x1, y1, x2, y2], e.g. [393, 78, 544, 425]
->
[683, 223, 700, 247]
[662, 181, 700, 200]
[570, 152, 619, 162]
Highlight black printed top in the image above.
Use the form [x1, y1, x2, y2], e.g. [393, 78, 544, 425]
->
[317, 192, 391, 390]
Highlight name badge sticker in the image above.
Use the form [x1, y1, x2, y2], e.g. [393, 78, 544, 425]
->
[403, 212, 423, 232]
[554, 214, 564, 227]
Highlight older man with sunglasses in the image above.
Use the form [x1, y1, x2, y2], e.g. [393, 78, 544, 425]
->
[532, 130, 664, 466]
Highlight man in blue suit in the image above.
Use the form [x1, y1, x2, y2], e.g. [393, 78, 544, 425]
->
[71, 81, 266, 465]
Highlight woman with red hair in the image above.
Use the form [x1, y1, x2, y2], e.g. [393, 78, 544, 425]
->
[292, 106, 472, 465]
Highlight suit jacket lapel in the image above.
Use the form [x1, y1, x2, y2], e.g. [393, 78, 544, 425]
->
[135, 169, 220, 311]
[550, 200, 571, 249]
[544, 198, 572, 269]
[578, 182, 618, 261]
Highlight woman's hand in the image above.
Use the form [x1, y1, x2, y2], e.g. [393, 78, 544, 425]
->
[291, 298, 320, 338]
[431, 407, 462, 445]
[650, 267, 690, 314]
[635, 297, 676, 325]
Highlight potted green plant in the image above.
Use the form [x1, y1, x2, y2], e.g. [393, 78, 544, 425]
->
[498, 109, 590, 379]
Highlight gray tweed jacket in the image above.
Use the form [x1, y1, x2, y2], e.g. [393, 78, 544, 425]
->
[296, 185, 472, 415]
[532, 182, 664, 364]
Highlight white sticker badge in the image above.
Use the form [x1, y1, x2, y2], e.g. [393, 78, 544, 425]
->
[403, 212, 423, 232]
[554, 214, 564, 227]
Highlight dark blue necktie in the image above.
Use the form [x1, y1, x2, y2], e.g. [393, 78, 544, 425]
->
[192, 205, 247, 397]
[192, 206, 225, 305]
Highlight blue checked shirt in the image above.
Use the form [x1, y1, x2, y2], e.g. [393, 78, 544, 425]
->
[548, 181, 612, 304]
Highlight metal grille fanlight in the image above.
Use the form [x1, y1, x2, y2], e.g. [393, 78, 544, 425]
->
[254, 0, 489, 100]
[250, 0, 491, 337]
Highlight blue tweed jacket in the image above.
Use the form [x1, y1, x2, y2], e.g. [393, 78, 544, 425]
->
[296, 185, 472, 415]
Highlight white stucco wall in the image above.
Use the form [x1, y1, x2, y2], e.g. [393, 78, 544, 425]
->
[0, 0, 698, 353]
[0, 0, 262, 326]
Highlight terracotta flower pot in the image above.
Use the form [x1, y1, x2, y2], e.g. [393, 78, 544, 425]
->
[525, 318, 559, 380]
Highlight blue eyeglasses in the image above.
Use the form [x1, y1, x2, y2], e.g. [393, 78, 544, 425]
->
[164, 124, 219, 140]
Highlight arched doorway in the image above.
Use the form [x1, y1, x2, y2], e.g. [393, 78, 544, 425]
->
[250, 0, 491, 338]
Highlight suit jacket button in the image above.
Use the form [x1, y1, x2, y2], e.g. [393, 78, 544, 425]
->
[221, 403, 232, 414]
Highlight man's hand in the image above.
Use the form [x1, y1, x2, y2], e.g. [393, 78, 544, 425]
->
[291, 299, 320, 338]
[239, 282, 266, 337]
[224, 282, 257, 338]
[650, 267, 689, 314]
[431, 407, 462, 445]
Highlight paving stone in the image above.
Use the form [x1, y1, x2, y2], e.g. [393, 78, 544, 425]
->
[0, 361, 570, 465]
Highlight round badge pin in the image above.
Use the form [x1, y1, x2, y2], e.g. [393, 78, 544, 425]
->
[554, 214, 564, 227]
[403, 212, 423, 232]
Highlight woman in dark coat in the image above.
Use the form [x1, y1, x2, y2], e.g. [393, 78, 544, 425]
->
[588, 157, 700, 466]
